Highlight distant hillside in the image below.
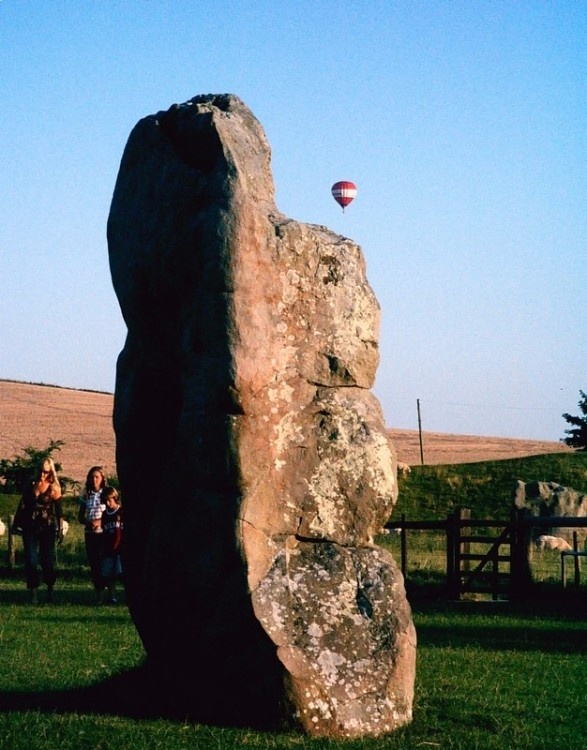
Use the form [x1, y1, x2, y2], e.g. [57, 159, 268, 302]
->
[394, 452, 587, 520]
[0, 380, 116, 485]
[386, 428, 572, 467]
[0, 380, 572, 484]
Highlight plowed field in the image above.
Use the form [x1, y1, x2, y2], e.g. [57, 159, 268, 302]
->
[0, 380, 571, 483]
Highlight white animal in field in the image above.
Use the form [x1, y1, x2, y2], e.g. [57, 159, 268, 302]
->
[397, 461, 412, 476]
[535, 535, 572, 552]
[382, 526, 402, 536]
[61, 520, 69, 537]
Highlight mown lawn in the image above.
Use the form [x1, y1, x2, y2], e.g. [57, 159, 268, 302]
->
[1, 452, 585, 748]
[0, 580, 585, 750]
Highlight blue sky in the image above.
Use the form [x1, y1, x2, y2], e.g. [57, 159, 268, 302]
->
[1, 1, 585, 440]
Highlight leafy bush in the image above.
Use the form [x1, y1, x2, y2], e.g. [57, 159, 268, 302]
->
[0, 440, 77, 495]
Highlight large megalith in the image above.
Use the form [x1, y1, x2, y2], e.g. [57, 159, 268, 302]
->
[107, 93, 415, 737]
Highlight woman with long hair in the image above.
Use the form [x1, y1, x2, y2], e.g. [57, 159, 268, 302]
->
[13, 457, 63, 604]
[78, 465, 107, 603]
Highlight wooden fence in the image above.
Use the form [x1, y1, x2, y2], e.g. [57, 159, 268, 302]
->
[384, 509, 587, 601]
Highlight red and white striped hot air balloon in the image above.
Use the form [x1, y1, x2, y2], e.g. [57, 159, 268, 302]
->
[331, 180, 357, 212]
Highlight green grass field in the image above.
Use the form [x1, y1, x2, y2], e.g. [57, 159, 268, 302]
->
[1, 452, 586, 748]
[0, 583, 585, 750]
[385, 451, 587, 595]
[395, 452, 587, 520]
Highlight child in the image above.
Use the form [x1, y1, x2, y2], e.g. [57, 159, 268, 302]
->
[100, 487, 123, 604]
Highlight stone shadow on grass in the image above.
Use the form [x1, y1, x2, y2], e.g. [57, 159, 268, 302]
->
[0, 657, 290, 730]
[0, 581, 290, 730]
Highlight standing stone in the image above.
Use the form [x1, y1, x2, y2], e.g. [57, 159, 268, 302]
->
[108, 93, 415, 737]
[514, 480, 587, 546]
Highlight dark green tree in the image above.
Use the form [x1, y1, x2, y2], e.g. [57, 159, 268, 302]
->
[0, 439, 76, 494]
[562, 390, 587, 451]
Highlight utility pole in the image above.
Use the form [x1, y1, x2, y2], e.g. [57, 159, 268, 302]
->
[417, 398, 424, 465]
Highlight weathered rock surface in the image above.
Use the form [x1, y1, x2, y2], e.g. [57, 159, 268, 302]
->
[514, 480, 587, 545]
[108, 93, 415, 737]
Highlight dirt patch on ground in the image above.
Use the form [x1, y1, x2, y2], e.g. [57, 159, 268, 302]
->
[0, 380, 572, 485]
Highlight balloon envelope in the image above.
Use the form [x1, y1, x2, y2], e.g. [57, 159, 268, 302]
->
[331, 181, 357, 210]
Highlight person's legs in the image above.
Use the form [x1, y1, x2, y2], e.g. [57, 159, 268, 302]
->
[39, 527, 57, 601]
[85, 533, 104, 602]
[102, 556, 117, 603]
[22, 529, 41, 601]
[107, 576, 117, 603]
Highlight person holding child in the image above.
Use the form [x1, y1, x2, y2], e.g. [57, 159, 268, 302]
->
[12, 457, 64, 604]
[100, 487, 123, 604]
[78, 466, 107, 602]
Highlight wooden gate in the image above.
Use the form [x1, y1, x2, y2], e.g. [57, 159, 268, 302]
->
[446, 509, 521, 600]
[386, 510, 586, 601]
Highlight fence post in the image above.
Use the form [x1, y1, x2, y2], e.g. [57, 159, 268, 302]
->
[461, 508, 471, 577]
[491, 540, 500, 601]
[7, 513, 16, 569]
[510, 508, 521, 601]
[446, 510, 459, 599]
[510, 508, 532, 602]
[572, 531, 581, 587]
[400, 513, 407, 580]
